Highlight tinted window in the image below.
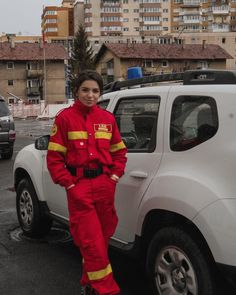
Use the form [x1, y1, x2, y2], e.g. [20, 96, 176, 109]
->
[97, 99, 109, 110]
[170, 96, 218, 151]
[0, 101, 10, 116]
[114, 97, 160, 152]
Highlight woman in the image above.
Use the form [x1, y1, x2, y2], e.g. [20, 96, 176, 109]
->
[47, 70, 127, 295]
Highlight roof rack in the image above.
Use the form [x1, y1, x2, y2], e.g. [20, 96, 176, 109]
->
[103, 72, 184, 94]
[183, 69, 236, 85]
[103, 69, 236, 93]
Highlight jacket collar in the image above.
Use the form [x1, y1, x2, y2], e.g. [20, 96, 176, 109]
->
[74, 99, 96, 114]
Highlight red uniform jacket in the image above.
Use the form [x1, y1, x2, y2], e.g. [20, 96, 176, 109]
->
[47, 100, 127, 188]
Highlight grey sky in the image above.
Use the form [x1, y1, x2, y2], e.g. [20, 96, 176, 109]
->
[0, 0, 62, 36]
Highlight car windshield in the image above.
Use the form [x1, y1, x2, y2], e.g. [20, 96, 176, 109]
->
[0, 101, 10, 116]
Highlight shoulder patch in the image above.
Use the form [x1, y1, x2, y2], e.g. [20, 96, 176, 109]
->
[50, 124, 58, 136]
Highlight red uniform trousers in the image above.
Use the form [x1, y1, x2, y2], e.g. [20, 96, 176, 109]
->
[66, 173, 120, 295]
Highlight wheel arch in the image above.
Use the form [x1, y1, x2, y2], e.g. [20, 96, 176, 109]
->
[14, 167, 46, 202]
[140, 209, 216, 268]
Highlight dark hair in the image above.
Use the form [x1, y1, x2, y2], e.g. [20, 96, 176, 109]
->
[74, 70, 103, 97]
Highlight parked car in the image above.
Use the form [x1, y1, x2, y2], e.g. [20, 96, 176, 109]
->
[0, 96, 15, 159]
[13, 70, 236, 295]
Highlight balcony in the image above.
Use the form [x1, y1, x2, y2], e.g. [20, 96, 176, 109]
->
[182, 17, 201, 24]
[181, 0, 200, 8]
[27, 87, 41, 96]
[27, 69, 43, 78]
[212, 6, 229, 15]
[179, 10, 200, 16]
[209, 24, 230, 32]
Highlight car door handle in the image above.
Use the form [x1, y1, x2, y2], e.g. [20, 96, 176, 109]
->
[129, 171, 148, 178]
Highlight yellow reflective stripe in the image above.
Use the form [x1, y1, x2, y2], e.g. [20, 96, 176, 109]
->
[110, 141, 126, 153]
[87, 264, 112, 281]
[68, 131, 88, 140]
[48, 142, 67, 154]
[95, 131, 112, 140]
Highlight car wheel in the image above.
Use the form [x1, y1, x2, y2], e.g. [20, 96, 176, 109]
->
[1, 148, 13, 159]
[16, 178, 52, 238]
[146, 227, 215, 295]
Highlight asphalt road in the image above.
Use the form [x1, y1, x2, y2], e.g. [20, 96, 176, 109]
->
[0, 119, 152, 295]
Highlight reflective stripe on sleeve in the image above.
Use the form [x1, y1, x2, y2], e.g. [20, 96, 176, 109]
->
[95, 131, 112, 140]
[110, 141, 126, 153]
[48, 142, 67, 154]
[87, 264, 112, 281]
[68, 131, 88, 140]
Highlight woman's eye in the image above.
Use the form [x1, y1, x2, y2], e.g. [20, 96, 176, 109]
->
[81, 88, 99, 94]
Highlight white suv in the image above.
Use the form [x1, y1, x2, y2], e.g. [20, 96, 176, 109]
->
[13, 70, 236, 295]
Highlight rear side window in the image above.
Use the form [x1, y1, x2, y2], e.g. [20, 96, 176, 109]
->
[170, 96, 218, 151]
[0, 101, 10, 116]
[114, 97, 160, 152]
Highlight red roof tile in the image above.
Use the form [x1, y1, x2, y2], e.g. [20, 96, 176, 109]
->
[0, 42, 68, 61]
[97, 43, 232, 60]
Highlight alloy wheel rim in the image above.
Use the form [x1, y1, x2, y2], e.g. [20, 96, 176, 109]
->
[155, 246, 197, 295]
[19, 190, 33, 227]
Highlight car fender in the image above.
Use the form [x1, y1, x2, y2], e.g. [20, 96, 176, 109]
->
[13, 144, 46, 201]
[136, 173, 220, 236]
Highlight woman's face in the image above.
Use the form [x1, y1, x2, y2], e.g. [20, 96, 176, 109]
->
[77, 80, 100, 107]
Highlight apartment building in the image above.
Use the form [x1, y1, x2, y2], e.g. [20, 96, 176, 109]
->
[75, 1, 236, 40]
[95, 42, 232, 82]
[72, 1, 236, 68]
[41, 0, 75, 40]
[0, 41, 68, 104]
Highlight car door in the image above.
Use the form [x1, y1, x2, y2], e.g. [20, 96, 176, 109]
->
[42, 151, 69, 220]
[42, 98, 114, 220]
[107, 90, 167, 243]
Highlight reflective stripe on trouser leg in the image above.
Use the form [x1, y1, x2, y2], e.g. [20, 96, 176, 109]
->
[66, 177, 120, 295]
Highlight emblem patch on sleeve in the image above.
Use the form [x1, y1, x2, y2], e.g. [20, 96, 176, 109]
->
[94, 124, 112, 132]
[51, 124, 58, 136]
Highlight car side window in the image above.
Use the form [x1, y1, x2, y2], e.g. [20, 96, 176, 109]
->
[97, 99, 109, 110]
[113, 97, 160, 152]
[0, 100, 10, 116]
[170, 95, 218, 151]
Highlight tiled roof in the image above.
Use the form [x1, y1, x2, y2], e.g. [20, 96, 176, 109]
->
[96, 43, 232, 61]
[0, 42, 68, 61]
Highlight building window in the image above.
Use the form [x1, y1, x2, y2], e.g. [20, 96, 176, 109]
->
[7, 62, 14, 69]
[8, 80, 14, 86]
[162, 60, 168, 67]
[197, 61, 208, 69]
[144, 60, 153, 67]
[26, 62, 39, 70]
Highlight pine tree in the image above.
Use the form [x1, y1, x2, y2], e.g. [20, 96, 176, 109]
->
[70, 24, 95, 87]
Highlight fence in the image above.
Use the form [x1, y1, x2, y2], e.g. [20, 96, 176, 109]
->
[9, 100, 73, 119]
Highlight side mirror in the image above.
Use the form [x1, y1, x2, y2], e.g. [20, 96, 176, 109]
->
[35, 135, 50, 150]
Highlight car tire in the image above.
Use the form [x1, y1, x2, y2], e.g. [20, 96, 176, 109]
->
[146, 227, 215, 295]
[16, 178, 52, 238]
[1, 147, 13, 159]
